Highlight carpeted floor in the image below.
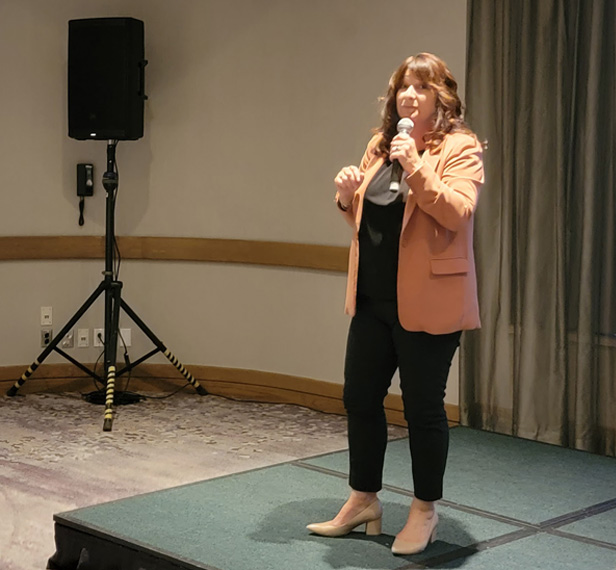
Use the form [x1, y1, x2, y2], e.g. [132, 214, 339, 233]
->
[0, 390, 405, 570]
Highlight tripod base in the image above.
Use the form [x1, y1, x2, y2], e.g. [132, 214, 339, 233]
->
[7, 280, 207, 432]
[83, 390, 145, 405]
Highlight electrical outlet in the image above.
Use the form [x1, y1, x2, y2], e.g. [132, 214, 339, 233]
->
[60, 330, 74, 349]
[41, 328, 53, 347]
[120, 328, 131, 347]
[93, 328, 104, 347]
[41, 306, 53, 326]
[77, 328, 89, 348]
[93, 328, 131, 347]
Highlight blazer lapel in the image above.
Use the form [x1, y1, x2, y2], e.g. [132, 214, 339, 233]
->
[401, 146, 442, 233]
[352, 156, 385, 231]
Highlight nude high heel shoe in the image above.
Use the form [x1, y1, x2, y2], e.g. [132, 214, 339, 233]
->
[306, 499, 383, 537]
[391, 511, 438, 555]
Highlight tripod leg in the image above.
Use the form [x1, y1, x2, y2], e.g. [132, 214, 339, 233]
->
[7, 282, 106, 397]
[103, 363, 117, 432]
[162, 348, 208, 396]
[103, 281, 123, 432]
[120, 299, 208, 396]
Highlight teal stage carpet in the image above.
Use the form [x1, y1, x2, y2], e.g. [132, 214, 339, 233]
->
[48, 428, 616, 570]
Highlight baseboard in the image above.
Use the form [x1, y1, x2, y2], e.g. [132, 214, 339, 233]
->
[0, 363, 459, 427]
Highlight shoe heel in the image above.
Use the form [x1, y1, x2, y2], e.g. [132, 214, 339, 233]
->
[365, 517, 382, 536]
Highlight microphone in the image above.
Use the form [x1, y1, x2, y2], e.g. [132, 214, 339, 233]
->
[389, 118, 414, 192]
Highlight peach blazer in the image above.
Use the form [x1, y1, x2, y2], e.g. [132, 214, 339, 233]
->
[336, 131, 484, 334]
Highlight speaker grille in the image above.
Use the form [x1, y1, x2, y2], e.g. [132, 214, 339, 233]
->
[68, 18, 146, 140]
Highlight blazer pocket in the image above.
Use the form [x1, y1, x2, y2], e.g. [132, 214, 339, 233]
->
[430, 257, 469, 275]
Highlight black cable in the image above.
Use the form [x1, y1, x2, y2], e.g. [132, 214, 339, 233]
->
[81, 331, 144, 406]
[117, 328, 132, 393]
[91, 343, 105, 390]
[78, 197, 85, 226]
[112, 158, 122, 280]
[143, 382, 192, 400]
[81, 346, 105, 401]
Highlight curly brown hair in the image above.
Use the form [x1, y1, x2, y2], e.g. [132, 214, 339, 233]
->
[375, 53, 472, 157]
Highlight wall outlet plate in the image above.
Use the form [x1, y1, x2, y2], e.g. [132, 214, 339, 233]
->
[41, 328, 53, 347]
[77, 328, 89, 348]
[93, 328, 104, 347]
[60, 330, 74, 349]
[40, 306, 53, 326]
[120, 328, 131, 347]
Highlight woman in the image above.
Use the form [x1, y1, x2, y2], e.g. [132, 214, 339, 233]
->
[307, 53, 484, 555]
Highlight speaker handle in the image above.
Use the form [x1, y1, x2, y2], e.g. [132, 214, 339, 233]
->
[138, 59, 148, 100]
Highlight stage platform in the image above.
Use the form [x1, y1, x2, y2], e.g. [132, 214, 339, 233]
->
[47, 428, 616, 570]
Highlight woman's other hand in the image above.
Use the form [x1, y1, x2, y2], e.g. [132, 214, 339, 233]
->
[335, 165, 364, 207]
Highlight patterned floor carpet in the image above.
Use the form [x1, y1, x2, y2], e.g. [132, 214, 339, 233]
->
[0, 390, 405, 570]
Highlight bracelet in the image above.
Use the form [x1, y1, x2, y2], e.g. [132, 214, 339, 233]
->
[335, 196, 351, 212]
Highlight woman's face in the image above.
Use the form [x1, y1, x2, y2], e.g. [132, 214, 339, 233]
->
[396, 70, 437, 128]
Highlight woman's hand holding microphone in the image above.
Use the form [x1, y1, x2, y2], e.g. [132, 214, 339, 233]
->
[389, 132, 422, 175]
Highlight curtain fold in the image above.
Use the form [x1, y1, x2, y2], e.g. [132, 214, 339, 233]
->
[462, 0, 615, 456]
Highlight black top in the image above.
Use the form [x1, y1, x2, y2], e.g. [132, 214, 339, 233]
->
[357, 162, 406, 301]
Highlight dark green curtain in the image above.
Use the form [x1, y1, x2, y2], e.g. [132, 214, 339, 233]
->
[462, 0, 615, 456]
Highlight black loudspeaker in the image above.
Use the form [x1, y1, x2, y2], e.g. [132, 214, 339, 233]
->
[68, 17, 147, 140]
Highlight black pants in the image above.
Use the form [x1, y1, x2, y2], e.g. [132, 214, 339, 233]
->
[343, 296, 461, 501]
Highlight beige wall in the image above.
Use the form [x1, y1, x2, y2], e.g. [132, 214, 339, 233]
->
[0, 0, 467, 403]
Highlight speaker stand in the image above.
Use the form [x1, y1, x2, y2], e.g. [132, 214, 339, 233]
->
[6, 140, 207, 431]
